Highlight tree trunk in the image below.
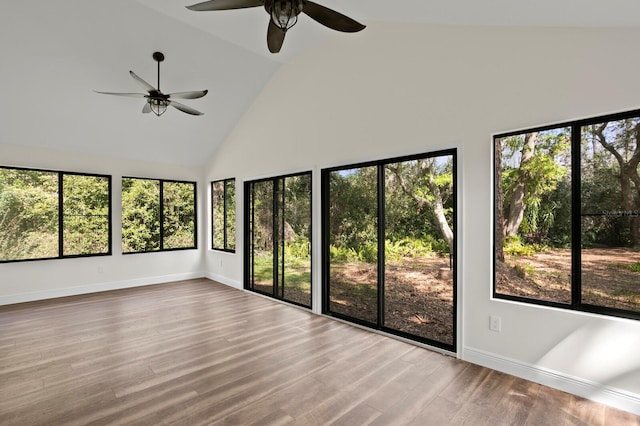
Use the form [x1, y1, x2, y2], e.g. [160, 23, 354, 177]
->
[504, 132, 537, 237]
[621, 165, 640, 247]
[432, 194, 454, 253]
[387, 162, 454, 253]
[595, 122, 640, 248]
[495, 140, 505, 262]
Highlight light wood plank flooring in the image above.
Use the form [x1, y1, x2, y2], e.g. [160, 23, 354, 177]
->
[0, 278, 638, 425]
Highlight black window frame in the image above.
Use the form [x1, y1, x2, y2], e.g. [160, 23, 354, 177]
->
[493, 108, 640, 321]
[121, 176, 197, 254]
[0, 165, 112, 264]
[211, 178, 236, 253]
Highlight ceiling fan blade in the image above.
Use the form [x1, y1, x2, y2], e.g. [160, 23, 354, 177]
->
[167, 90, 208, 100]
[186, 0, 263, 11]
[129, 71, 156, 93]
[267, 19, 286, 53]
[94, 91, 147, 98]
[169, 100, 203, 116]
[142, 102, 152, 114]
[302, 1, 365, 33]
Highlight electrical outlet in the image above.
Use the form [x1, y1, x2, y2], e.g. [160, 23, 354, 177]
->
[490, 315, 502, 332]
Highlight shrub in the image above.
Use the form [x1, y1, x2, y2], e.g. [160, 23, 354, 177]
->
[330, 245, 359, 263]
[285, 238, 310, 260]
[385, 237, 436, 260]
[504, 235, 544, 257]
[357, 242, 378, 263]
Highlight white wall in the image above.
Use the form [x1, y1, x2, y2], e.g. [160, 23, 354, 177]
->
[204, 22, 640, 413]
[0, 143, 206, 304]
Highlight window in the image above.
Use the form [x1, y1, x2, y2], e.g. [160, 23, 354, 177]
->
[322, 150, 457, 351]
[211, 178, 235, 252]
[245, 172, 312, 308]
[122, 177, 196, 254]
[494, 109, 640, 320]
[0, 166, 111, 262]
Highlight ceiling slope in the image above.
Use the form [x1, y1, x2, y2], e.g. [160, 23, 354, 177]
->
[2, 0, 640, 166]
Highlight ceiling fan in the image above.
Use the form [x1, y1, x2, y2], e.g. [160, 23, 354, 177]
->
[186, 0, 366, 53]
[95, 52, 208, 116]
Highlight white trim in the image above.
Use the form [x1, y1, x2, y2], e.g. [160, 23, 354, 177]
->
[206, 272, 242, 289]
[0, 272, 205, 306]
[463, 346, 640, 416]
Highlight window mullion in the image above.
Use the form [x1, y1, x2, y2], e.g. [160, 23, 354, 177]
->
[377, 164, 386, 329]
[159, 180, 165, 251]
[223, 180, 228, 250]
[58, 172, 64, 258]
[571, 124, 582, 309]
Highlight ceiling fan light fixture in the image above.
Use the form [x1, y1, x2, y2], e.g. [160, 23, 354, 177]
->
[149, 98, 168, 116]
[271, 0, 303, 31]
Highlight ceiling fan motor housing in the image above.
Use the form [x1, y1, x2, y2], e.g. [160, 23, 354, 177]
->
[268, 0, 304, 30]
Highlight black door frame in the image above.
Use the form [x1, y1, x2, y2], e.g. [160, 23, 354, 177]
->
[244, 171, 313, 309]
[321, 149, 458, 352]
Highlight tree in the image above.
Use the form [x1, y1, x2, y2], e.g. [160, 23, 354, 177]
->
[163, 181, 195, 249]
[121, 178, 160, 252]
[504, 132, 538, 237]
[387, 158, 454, 253]
[63, 174, 110, 255]
[328, 167, 378, 252]
[495, 144, 505, 261]
[0, 169, 58, 260]
[498, 129, 570, 246]
[590, 119, 640, 247]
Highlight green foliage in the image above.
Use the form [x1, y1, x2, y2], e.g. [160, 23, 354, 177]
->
[163, 182, 196, 249]
[328, 167, 378, 250]
[503, 235, 544, 257]
[122, 179, 196, 252]
[63, 174, 110, 256]
[499, 117, 640, 251]
[501, 130, 571, 246]
[251, 249, 311, 292]
[226, 181, 236, 250]
[614, 262, 640, 273]
[513, 262, 536, 278]
[121, 178, 160, 253]
[327, 157, 455, 266]
[0, 168, 110, 261]
[384, 236, 448, 261]
[285, 238, 310, 261]
[212, 179, 236, 250]
[330, 245, 359, 263]
[0, 169, 59, 260]
[357, 242, 378, 263]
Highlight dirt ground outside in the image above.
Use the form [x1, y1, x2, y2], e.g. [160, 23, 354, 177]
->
[497, 248, 640, 312]
[255, 248, 638, 347]
[329, 256, 455, 346]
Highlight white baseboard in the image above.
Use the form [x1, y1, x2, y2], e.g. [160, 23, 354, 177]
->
[0, 271, 206, 306]
[205, 272, 242, 289]
[463, 346, 640, 416]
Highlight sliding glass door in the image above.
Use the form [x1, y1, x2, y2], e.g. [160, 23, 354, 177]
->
[245, 172, 312, 308]
[322, 150, 457, 351]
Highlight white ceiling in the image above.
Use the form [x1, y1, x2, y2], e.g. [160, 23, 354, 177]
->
[2, 0, 640, 166]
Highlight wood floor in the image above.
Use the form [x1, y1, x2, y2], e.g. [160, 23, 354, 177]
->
[0, 279, 638, 425]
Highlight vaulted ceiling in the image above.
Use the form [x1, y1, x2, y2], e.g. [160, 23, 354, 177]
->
[2, 1, 640, 166]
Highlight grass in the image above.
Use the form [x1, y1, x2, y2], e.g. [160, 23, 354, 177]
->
[614, 262, 640, 273]
[513, 263, 536, 279]
[610, 289, 640, 302]
[251, 252, 311, 292]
